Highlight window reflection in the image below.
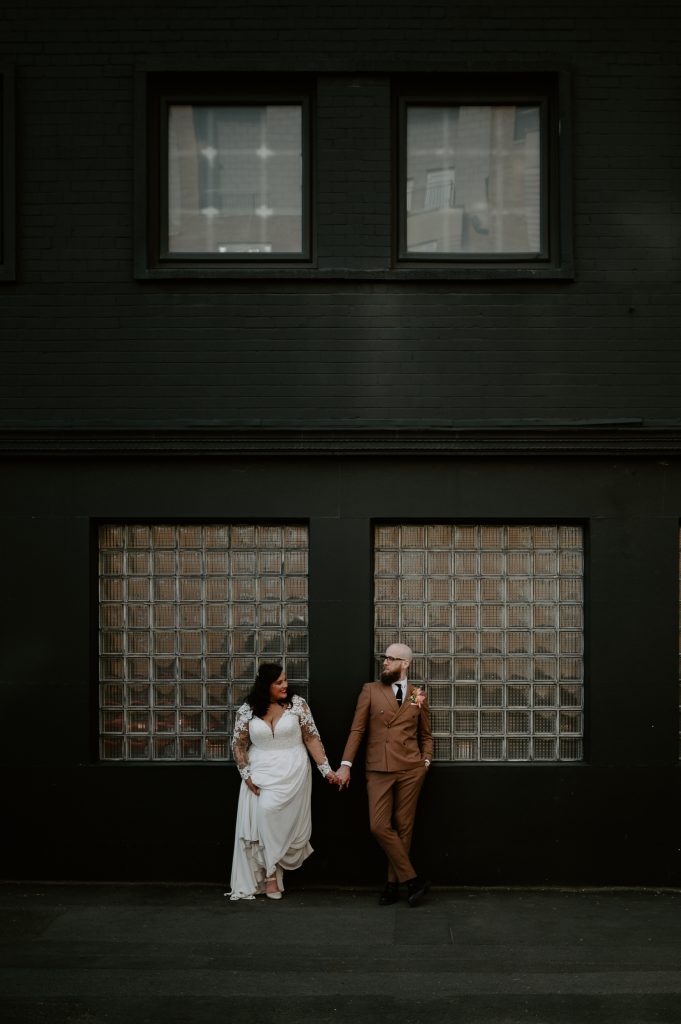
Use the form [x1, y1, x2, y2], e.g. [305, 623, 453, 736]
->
[405, 105, 541, 256]
[168, 105, 304, 254]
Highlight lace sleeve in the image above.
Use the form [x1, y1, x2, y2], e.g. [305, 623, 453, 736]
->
[293, 695, 332, 777]
[232, 703, 253, 780]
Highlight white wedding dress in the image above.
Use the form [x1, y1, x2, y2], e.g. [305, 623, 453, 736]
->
[227, 695, 332, 900]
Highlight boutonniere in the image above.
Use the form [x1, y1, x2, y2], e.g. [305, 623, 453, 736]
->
[409, 687, 426, 707]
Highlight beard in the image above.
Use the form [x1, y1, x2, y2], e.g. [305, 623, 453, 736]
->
[380, 668, 401, 685]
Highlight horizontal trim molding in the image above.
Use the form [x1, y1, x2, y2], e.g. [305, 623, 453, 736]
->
[2, 423, 681, 457]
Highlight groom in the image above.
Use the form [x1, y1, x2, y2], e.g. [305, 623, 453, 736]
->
[336, 643, 433, 906]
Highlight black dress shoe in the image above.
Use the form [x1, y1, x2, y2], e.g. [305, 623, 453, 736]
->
[406, 876, 431, 907]
[378, 883, 400, 906]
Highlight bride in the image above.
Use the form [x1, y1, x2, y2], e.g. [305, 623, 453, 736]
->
[227, 663, 339, 900]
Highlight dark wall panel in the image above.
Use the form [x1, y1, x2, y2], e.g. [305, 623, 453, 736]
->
[3, 454, 681, 885]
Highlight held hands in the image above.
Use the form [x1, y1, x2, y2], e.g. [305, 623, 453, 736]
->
[335, 765, 351, 790]
[324, 769, 342, 786]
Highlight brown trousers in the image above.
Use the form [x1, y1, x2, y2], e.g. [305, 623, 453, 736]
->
[366, 764, 427, 883]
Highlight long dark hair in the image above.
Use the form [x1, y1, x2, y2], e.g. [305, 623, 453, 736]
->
[246, 662, 294, 719]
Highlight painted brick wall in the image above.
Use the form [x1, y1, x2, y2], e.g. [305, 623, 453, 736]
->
[2, 0, 681, 428]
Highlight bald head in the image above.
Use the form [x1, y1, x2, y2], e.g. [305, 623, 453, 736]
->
[380, 642, 412, 684]
[385, 643, 412, 665]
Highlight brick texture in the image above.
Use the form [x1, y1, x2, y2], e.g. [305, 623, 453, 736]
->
[2, 0, 681, 428]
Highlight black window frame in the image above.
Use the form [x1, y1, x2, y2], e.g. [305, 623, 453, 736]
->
[136, 72, 314, 278]
[0, 67, 16, 282]
[394, 73, 572, 279]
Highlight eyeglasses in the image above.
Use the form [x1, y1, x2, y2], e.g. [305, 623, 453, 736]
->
[382, 655, 404, 662]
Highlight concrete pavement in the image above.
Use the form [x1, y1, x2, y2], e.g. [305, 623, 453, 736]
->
[1, 883, 681, 1023]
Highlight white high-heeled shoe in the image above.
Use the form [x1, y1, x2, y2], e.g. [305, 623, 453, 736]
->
[265, 876, 282, 900]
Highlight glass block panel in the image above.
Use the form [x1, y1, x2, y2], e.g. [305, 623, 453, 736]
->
[559, 737, 583, 760]
[100, 736, 124, 759]
[205, 736, 230, 760]
[427, 525, 453, 547]
[128, 551, 151, 575]
[127, 684, 150, 706]
[533, 710, 557, 734]
[153, 684, 176, 707]
[153, 657, 176, 680]
[179, 710, 203, 733]
[507, 738, 531, 760]
[480, 553, 504, 577]
[454, 658, 477, 681]
[402, 604, 426, 627]
[533, 737, 558, 760]
[559, 683, 582, 708]
[101, 710, 124, 733]
[177, 550, 202, 576]
[177, 525, 202, 548]
[180, 657, 202, 680]
[455, 579, 478, 603]
[401, 551, 426, 575]
[374, 522, 584, 762]
[429, 683, 453, 707]
[453, 738, 479, 760]
[428, 550, 451, 574]
[431, 710, 453, 734]
[205, 581, 229, 602]
[153, 737, 177, 760]
[454, 683, 478, 706]
[178, 605, 202, 629]
[128, 632, 150, 655]
[179, 737, 202, 760]
[376, 604, 399, 628]
[127, 710, 150, 733]
[454, 711, 478, 733]
[480, 684, 504, 707]
[206, 683, 230, 706]
[101, 683, 124, 706]
[101, 525, 125, 548]
[153, 711, 176, 733]
[534, 684, 557, 707]
[480, 737, 504, 760]
[99, 522, 308, 762]
[179, 632, 203, 655]
[153, 605, 175, 628]
[128, 736, 151, 759]
[128, 578, 151, 602]
[481, 710, 503, 734]
[481, 657, 504, 681]
[433, 736, 452, 760]
[100, 603, 124, 628]
[429, 658, 453, 682]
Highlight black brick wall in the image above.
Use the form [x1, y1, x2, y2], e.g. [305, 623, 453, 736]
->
[1, 0, 680, 430]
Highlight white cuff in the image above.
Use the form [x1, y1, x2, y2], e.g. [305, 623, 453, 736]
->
[341, 760, 352, 767]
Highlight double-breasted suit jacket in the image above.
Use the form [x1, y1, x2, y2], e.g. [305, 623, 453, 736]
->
[341, 681, 433, 772]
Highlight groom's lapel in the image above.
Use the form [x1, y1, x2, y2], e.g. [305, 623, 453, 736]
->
[378, 683, 398, 715]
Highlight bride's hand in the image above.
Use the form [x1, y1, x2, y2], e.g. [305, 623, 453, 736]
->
[325, 770, 341, 786]
[245, 778, 260, 796]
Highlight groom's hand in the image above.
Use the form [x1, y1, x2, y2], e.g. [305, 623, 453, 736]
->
[336, 765, 351, 790]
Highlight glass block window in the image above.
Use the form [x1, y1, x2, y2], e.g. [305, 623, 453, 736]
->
[374, 524, 584, 762]
[98, 523, 308, 761]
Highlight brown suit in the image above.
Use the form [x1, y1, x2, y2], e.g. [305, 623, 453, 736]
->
[342, 681, 433, 883]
